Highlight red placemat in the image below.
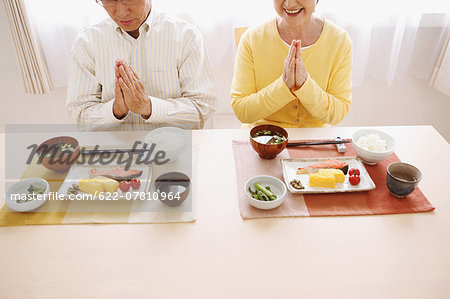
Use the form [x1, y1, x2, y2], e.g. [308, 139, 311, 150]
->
[232, 140, 434, 219]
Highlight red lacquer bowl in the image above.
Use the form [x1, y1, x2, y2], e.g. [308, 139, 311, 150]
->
[36, 136, 80, 172]
[249, 124, 288, 159]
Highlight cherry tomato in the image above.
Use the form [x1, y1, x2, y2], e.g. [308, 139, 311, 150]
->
[349, 168, 360, 176]
[349, 175, 361, 185]
[119, 181, 130, 192]
[130, 178, 141, 189]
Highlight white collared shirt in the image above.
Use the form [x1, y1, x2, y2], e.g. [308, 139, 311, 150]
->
[66, 10, 217, 130]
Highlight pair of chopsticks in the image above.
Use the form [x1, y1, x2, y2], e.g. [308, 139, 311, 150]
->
[286, 140, 350, 147]
[81, 149, 145, 155]
[82, 143, 148, 156]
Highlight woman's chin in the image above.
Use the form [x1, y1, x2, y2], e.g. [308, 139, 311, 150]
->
[283, 17, 303, 27]
[282, 11, 306, 24]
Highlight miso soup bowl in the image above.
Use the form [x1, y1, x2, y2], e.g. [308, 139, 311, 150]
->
[250, 124, 288, 159]
[386, 162, 422, 198]
[36, 136, 80, 173]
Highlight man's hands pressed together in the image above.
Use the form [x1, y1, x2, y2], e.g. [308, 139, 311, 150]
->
[113, 59, 152, 120]
[113, 60, 128, 119]
[282, 40, 308, 92]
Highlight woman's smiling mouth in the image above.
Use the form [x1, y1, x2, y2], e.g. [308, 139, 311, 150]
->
[284, 8, 303, 16]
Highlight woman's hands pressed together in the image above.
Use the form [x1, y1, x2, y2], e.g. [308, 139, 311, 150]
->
[282, 40, 308, 91]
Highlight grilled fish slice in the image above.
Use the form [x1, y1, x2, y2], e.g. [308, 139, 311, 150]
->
[297, 159, 349, 175]
[89, 167, 142, 181]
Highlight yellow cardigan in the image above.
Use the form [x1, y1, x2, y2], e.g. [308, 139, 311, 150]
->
[231, 18, 352, 128]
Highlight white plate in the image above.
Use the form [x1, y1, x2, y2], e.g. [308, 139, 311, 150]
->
[57, 164, 152, 199]
[4, 177, 50, 212]
[281, 157, 376, 194]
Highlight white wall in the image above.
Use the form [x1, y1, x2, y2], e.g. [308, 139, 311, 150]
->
[339, 75, 450, 142]
[1, 4, 449, 142]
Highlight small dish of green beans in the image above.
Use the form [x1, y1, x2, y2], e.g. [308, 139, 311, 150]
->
[244, 175, 287, 210]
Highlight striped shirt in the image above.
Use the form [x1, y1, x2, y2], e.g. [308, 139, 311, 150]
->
[66, 10, 217, 131]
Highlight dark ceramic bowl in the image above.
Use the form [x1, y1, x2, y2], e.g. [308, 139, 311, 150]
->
[36, 136, 80, 173]
[249, 124, 288, 159]
[155, 172, 191, 207]
[386, 162, 422, 198]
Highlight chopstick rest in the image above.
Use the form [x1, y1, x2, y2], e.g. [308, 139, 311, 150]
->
[335, 137, 347, 153]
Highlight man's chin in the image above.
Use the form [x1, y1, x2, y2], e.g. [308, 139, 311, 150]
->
[121, 26, 139, 32]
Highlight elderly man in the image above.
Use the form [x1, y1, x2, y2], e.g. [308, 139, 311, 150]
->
[66, 0, 217, 130]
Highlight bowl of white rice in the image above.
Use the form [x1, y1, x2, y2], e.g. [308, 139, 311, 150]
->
[145, 126, 188, 162]
[352, 129, 395, 165]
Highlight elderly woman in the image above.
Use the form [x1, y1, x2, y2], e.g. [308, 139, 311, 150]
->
[231, 0, 352, 127]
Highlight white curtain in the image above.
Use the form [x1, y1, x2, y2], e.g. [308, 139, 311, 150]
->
[3, 0, 53, 94]
[430, 34, 450, 96]
[22, 0, 449, 91]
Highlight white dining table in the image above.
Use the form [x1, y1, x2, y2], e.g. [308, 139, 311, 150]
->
[0, 125, 449, 299]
